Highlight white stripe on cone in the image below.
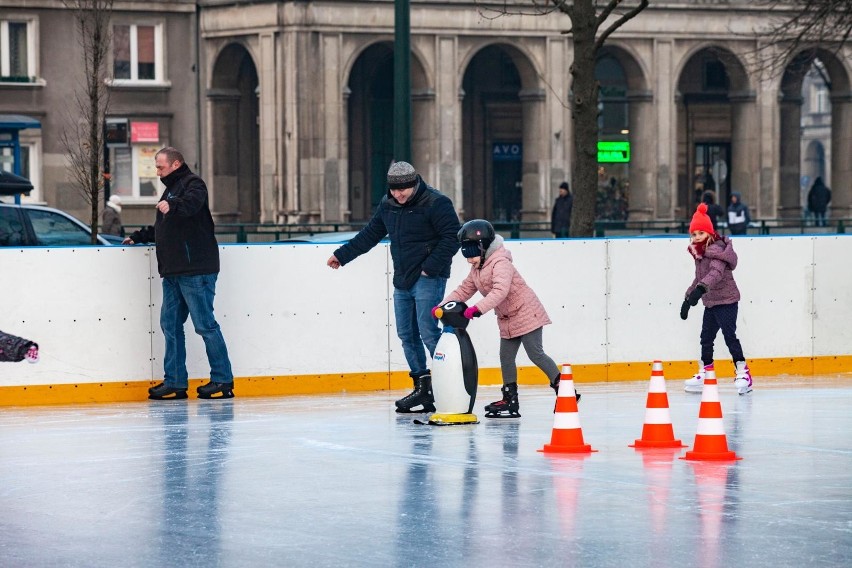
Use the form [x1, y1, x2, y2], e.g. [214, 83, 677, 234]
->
[696, 418, 727, 435]
[643, 407, 676, 424]
[553, 413, 583, 430]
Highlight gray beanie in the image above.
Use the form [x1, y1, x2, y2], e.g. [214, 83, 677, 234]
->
[387, 161, 418, 190]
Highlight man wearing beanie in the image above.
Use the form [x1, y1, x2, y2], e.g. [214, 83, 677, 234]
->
[327, 161, 460, 413]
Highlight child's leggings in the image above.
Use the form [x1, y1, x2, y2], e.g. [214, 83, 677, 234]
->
[499, 326, 560, 385]
[700, 302, 745, 364]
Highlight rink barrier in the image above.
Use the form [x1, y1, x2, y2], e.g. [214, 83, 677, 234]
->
[0, 355, 846, 406]
[2, 236, 852, 406]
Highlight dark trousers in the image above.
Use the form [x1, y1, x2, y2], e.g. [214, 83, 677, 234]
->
[700, 302, 745, 364]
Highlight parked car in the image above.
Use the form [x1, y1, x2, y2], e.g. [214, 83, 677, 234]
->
[0, 202, 120, 246]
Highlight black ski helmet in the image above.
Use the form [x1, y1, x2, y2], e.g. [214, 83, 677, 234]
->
[457, 219, 495, 258]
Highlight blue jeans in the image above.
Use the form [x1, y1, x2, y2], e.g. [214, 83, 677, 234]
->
[393, 275, 447, 376]
[161, 274, 233, 389]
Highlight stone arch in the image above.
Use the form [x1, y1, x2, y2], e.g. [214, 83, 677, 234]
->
[596, 44, 653, 221]
[778, 48, 851, 220]
[675, 44, 757, 219]
[344, 41, 431, 221]
[460, 41, 545, 222]
[208, 42, 260, 223]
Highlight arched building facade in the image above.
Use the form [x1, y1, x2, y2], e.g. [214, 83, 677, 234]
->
[197, 1, 852, 224]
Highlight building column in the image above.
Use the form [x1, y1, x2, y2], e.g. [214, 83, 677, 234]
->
[258, 33, 279, 224]
[436, 36, 460, 210]
[778, 95, 803, 219]
[322, 33, 344, 222]
[729, 91, 760, 214]
[627, 90, 654, 221]
[830, 92, 852, 218]
[547, 36, 570, 195]
[654, 39, 675, 218]
[519, 88, 546, 221]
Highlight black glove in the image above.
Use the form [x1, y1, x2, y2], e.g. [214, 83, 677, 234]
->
[680, 300, 690, 320]
[686, 284, 707, 306]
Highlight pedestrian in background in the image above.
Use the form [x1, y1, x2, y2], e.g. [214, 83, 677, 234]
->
[102, 195, 123, 237]
[727, 192, 751, 235]
[551, 181, 573, 237]
[701, 190, 724, 233]
[807, 177, 831, 227]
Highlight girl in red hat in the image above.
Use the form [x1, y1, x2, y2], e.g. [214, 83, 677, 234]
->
[681, 203, 753, 395]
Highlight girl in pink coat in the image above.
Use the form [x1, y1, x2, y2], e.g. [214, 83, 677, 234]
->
[439, 219, 577, 418]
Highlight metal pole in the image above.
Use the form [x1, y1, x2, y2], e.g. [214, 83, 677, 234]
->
[12, 131, 21, 205]
[393, 0, 412, 163]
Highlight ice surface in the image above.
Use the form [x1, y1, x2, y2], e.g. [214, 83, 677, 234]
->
[0, 376, 850, 567]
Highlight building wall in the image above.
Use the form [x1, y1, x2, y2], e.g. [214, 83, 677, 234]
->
[0, 1, 199, 227]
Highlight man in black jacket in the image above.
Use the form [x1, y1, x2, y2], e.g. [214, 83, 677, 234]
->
[125, 147, 234, 401]
[327, 161, 460, 413]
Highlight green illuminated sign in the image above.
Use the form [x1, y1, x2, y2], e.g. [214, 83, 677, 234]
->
[597, 141, 630, 163]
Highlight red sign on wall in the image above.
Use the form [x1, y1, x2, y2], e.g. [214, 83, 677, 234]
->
[131, 122, 159, 143]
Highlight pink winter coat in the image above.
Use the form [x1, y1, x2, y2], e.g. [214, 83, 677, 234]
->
[443, 235, 551, 339]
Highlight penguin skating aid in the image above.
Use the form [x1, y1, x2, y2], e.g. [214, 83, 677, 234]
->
[414, 301, 479, 426]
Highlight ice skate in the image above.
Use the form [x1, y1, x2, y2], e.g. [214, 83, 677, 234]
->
[549, 376, 580, 413]
[148, 382, 188, 400]
[484, 382, 520, 418]
[395, 373, 436, 413]
[197, 381, 235, 399]
[734, 361, 753, 395]
[684, 362, 711, 393]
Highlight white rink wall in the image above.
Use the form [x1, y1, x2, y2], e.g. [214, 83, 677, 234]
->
[1, 235, 851, 387]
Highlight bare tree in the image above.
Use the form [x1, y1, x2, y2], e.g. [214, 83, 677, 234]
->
[61, 0, 113, 244]
[752, 0, 852, 76]
[477, 1, 649, 237]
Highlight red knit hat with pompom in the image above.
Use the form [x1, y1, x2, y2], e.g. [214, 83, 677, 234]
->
[689, 202, 715, 234]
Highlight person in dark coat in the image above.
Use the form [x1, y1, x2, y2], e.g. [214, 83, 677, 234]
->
[125, 147, 234, 401]
[101, 195, 123, 237]
[727, 192, 751, 235]
[701, 190, 725, 233]
[551, 181, 573, 237]
[807, 177, 832, 227]
[327, 161, 460, 413]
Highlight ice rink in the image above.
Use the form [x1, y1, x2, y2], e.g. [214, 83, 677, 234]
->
[1, 375, 850, 568]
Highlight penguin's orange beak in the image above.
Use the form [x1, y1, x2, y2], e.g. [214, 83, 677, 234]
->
[434, 308, 444, 319]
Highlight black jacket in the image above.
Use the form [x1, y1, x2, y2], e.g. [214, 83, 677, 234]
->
[551, 194, 573, 236]
[807, 178, 831, 213]
[334, 175, 460, 290]
[129, 164, 220, 277]
[727, 192, 751, 235]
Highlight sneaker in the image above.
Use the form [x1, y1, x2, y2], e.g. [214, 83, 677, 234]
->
[684, 362, 711, 393]
[25, 345, 39, 364]
[734, 361, 753, 395]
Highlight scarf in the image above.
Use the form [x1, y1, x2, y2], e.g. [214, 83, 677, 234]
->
[687, 233, 719, 260]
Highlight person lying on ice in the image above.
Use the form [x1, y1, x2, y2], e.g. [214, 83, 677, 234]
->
[437, 219, 578, 418]
[0, 329, 39, 363]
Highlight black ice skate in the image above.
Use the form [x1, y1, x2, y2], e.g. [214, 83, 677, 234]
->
[550, 376, 580, 413]
[196, 381, 235, 399]
[484, 382, 521, 418]
[148, 382, 188, 400]
[395, 373, 436, 413]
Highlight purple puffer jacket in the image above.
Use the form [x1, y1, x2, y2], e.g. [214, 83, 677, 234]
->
[686, 236, 740, 307]
[443, 235, 551, 339]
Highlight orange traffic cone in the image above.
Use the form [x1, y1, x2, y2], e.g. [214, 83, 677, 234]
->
[630, 360, 686, 448]
[681, 365, 741, 461]
[539, 364, 596, 454]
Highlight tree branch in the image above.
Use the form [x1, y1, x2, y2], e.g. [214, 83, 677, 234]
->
[596, 0, 649, 51]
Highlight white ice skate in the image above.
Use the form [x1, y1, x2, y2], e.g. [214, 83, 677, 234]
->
[684, 361, 711, 393]
[734, 361, 753, 395]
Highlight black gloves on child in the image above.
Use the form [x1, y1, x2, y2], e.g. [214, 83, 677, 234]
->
[686, 285, 707, 306]
[680, 285, 707, 320]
